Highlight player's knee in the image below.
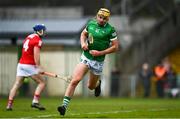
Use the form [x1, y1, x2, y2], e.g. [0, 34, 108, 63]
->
[70, 79, 80, 87]
[14, 81, 21, 88]
[38, 80, 46, 87]
[41, 81, 46, 87]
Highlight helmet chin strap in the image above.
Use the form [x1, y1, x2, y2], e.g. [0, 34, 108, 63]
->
[37, 30, 44, 36]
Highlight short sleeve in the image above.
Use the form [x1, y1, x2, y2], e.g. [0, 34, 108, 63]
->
[84, 26, 88, 33]
[84, 21, 90, 33]
[34, 36, 42, 48]
[110, 27, 117, 41]
[37, 40, 42, 48]
[84, 19, 94, 33]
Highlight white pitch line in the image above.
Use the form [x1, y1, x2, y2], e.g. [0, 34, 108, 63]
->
[69, 110, 137, 116]
[148, 109, 168, 111]
[28, 110, 137, 118]
[36, 114, 57, 118]
[20, 114, 57, 119]
[22, 108, 170, 118]
[68, 108, 169, 116]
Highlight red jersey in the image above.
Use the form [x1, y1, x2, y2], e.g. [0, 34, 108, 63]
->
[19, 34, 42, 65]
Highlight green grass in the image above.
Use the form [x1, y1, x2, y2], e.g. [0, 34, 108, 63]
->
[0, 97, 180, 118]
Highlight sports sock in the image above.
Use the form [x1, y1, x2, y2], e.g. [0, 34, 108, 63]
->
[62, 96, 71, 109]
[7, 99, 13, 108]
[32, 94, 40, 104]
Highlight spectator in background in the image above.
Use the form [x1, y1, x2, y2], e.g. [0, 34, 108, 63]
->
[139, 62, 153, 97]
[162, 57, 171, 72]
[167, 68, 177, 89]
[166, 67, 179, 97]
[161, 57, 179, 97]
[154, 64, 167, 98]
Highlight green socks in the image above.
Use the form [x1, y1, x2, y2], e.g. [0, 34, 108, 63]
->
[62, 96, 71, 109]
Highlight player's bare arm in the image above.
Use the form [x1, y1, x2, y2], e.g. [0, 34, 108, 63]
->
[80, 29, 88, 51]
[34, 46, 43, 73]
[90, 39, 119, 56]
[34, 46, 41, 66]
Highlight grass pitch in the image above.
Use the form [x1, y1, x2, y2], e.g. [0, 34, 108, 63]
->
[0, 97, 180, 118]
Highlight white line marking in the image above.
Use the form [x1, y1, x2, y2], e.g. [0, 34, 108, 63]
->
[37, 114, 57, 118]
[21, 108, 170, 118]
[69, 110, 137, 116]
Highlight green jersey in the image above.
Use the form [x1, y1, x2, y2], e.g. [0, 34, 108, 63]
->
[83, 19, 117, 62]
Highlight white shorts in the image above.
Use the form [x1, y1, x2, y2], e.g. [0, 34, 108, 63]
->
[16, 63, 39, 77]
[80, 54, 104, 75]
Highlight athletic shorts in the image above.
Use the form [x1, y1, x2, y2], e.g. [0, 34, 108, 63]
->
[16, 63, 39, 77]
[80, 54, 104, 75]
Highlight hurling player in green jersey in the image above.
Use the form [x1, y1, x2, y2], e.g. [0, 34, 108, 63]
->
[57, 8, 119, 116]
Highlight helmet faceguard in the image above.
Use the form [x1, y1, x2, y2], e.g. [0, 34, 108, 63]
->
[33, 24, 46, 37]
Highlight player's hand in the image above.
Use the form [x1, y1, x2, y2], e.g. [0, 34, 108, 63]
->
[81, 43, 88, 51]
[89, 50, 103, 56]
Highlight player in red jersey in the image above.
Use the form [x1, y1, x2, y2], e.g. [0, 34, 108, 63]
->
[6, 24, 47, 111]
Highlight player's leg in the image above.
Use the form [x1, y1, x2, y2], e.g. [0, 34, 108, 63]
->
[87, 59, 103, 97]
[65, 63, 88, 97]
[87, 72, 100, 89]
[88, 72, 101, 97]
[6, 76, 24, 110]
[57, 63, 88, 115]
[30, 74, 46, 110]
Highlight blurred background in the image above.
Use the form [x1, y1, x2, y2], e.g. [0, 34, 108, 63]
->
[0, 0, 180, 98]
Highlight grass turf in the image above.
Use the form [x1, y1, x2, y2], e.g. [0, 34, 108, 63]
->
[0, 97, 180, 118]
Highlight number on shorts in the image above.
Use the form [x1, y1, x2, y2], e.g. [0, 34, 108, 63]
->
[23, 39, 30, 51]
